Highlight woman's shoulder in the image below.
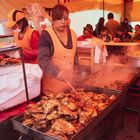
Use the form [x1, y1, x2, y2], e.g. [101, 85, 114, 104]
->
[69, 28, 77, 38]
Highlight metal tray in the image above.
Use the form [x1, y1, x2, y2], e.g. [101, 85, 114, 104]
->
[12, 88, 121, 140]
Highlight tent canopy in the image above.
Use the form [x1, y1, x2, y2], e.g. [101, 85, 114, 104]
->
[0, 0, 140, 22]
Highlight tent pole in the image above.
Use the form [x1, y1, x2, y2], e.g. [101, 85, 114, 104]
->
[58, 0, 60, 4]
[124, 1, 126, 20]
[103, 0, 105, 18]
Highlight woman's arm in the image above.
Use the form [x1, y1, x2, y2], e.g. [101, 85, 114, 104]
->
[23, 30, 39, 61]
[38, 30, 60, 76]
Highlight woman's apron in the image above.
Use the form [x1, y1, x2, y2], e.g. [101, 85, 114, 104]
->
[42, 27, 77, 94]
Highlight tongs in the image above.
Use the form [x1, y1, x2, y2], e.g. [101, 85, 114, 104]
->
[63, 79, 78, 95]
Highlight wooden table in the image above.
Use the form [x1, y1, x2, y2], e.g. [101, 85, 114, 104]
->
[77, 45, 94, 73]
[77, 41, 140, 73]
[104, 42, 140, 47]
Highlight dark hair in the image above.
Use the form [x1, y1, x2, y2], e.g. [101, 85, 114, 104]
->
[52, 4, 69, 21]
[99, 17, 104, 25]
[100, 26, 107, 32]
[117, 26, 125, 33]
[108, 13, 114, 19]
[16, 17, 28, 32]
[135, 24, 140, 28]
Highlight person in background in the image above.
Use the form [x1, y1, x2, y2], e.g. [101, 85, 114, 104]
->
[38, 4, 77, 94]
[121, 18, 133, 33]
[77, 24, 94, 41]
[114, 26, 132, 42]
[77, 24, 108, 64]
[134, 24, 140, 35]
[105, 12, 119, 38]
[6, 9, 39, 63]
[98, 26, 112, 42]
[132, 24, 140, 42]
[95, 17, 105, 37]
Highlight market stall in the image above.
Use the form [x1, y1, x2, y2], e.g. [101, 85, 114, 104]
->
[1, 1, 140, 140]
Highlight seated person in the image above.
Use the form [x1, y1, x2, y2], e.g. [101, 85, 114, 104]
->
[132, 24, 140, 42]
[113, 26, 132, 42]
[98, 26, 112, 42]
[134, 24, 140, 35]
[77, 24, 108, 64]
[77, 24, 94, 41]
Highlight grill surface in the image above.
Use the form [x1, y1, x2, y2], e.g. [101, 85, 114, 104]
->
[12, 71, 140, 140]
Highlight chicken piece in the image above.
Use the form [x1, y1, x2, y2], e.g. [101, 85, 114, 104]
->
[42, 99, 60, 114]
[92, 109, 98, 118]
[71, 120, 83, 131]
[51, 118, 77, 135]
[29, 106, 43, 114]
[61, 97, 77, 111]
[24, 106, 43, 120]
[58, 105, 77, 120]
[31, 113, 46, 122]
[55, 92, 65, 99]
[91, 101, 98, 108]
[22, 119, 34, 126]
[79, 110, 93, 125]
[0, 58, 21, 65]
[97, 102, 108, 111]
[47, 129, 68, 140]
[82, 92, 94, 101]
[46, 110, 59, 120]
[41, 96, 49, 100]
[93, 94, 108, 103]
[45, 93, 57, 99]
[66, 102, 77, 111]
[33, 120, 47, 131]
[61, 97, 69, 105]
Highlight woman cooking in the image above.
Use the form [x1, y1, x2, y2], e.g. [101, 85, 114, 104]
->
[38, 4, 77, 94]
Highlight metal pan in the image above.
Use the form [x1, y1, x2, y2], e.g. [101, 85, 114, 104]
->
[12, 88, 121, 140]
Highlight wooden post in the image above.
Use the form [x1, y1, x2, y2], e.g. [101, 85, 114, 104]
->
[91, 47, 94, 74]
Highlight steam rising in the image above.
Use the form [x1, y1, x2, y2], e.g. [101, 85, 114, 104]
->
[74, 54, 137, 88]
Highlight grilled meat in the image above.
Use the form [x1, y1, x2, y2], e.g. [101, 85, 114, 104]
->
[51, 118, 77, 135]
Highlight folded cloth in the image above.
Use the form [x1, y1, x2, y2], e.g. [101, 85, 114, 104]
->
[91, 38, 108, 64]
